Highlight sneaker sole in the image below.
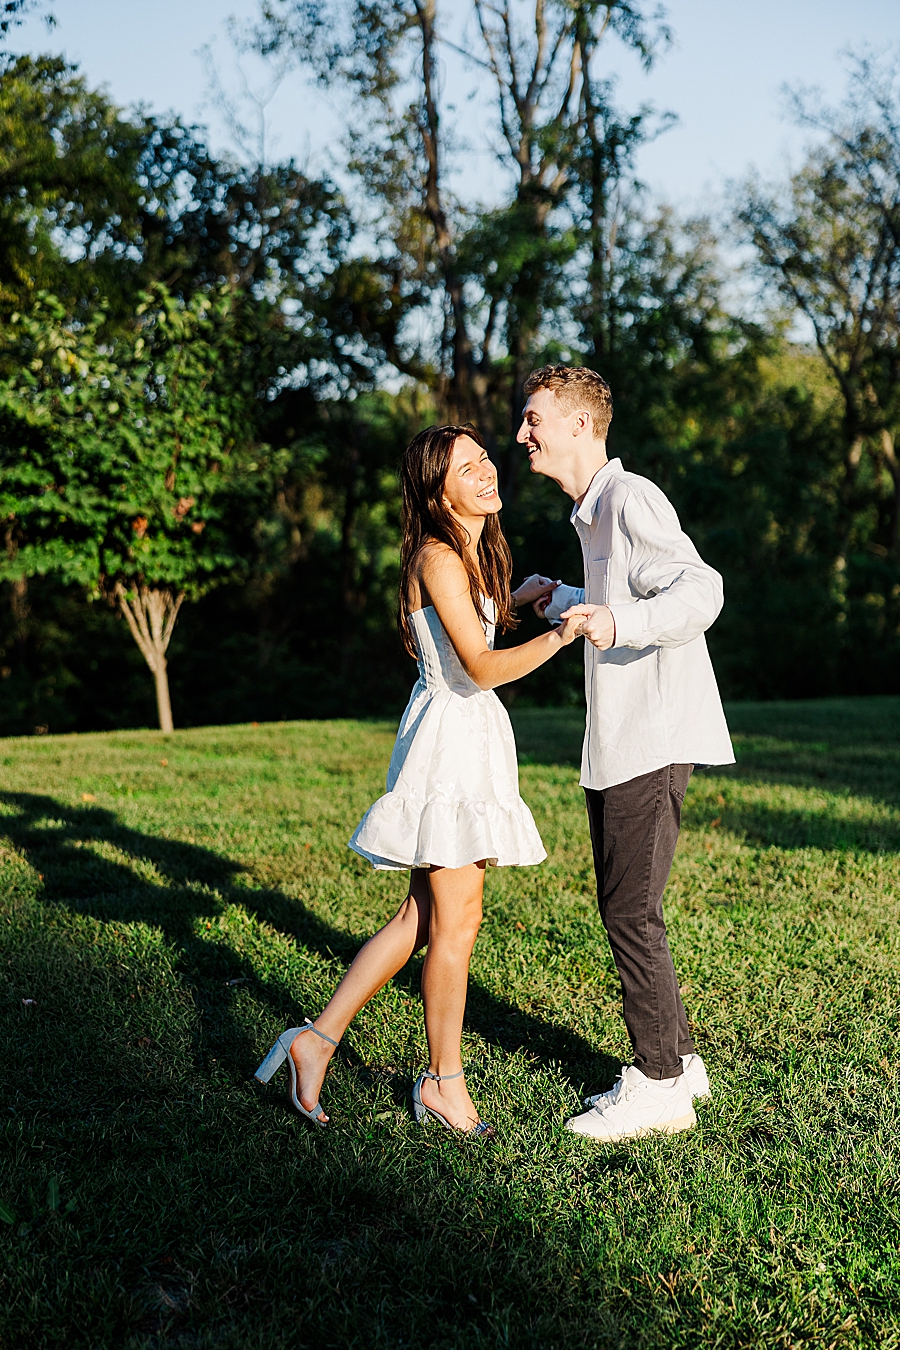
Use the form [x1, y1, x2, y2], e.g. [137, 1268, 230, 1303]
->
[568, 1108, 697, 1141]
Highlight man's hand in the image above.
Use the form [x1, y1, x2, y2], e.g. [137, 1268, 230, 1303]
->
[512, 573, 561, 618]
[560, 603, 616, 650]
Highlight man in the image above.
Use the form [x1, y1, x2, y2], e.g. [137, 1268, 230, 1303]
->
[517, 364, 734, 1141]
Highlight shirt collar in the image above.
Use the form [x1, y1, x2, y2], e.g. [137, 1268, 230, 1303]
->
[571, 458, 621, 525]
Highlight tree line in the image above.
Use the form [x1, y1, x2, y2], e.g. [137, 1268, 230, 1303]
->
[1, 0, 899, 735]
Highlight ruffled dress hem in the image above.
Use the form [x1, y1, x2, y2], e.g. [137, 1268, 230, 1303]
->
[349, 791, 547, 872]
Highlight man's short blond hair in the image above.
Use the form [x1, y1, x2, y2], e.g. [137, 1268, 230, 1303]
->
[524, 365, 613, 440]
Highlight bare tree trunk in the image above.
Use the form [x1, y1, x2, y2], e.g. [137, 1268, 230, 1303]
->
[835, 431, 865, 567]
[502, 304, 535, 500]
[339, 437, 362, 686]
[114, 583, 184, 733]
[576, 22, 611, 368]
[9, 574, 28, 632]
[882, 428, 900, 553]
[4, 526, 29, 671]
[472, 0, 581, 504]
[501, 194, 557, 503]
[153, 660, 175, 735]
[412, 0, 492, 431]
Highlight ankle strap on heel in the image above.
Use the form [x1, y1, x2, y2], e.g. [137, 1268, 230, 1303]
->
[422, 1068, 464, 1084]
[304, 1018, 339, 1048]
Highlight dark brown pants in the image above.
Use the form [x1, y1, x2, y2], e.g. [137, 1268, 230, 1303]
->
[584, 764, 695, 1080]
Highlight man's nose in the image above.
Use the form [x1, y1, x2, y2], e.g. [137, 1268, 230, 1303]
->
[515, 420, 530, 443]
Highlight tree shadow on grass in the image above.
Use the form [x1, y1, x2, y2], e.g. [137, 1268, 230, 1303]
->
[683, 791, 900, 854]
[0, 797, 875, 1345]
[2, 913, 712, 1350]
[0, 790, 610, 1091]
[3, 915, 859, 1350]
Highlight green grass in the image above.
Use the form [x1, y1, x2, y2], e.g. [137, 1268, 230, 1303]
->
[2, 697, 900, 1348]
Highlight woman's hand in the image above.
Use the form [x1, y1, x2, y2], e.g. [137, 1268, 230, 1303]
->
[512, 574, 560, 616]
[554, 611, 586, 646]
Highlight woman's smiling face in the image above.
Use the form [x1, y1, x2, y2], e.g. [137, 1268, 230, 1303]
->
[441, 434, 502, 521]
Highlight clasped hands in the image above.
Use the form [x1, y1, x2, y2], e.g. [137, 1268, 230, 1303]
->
[513, 574, 616, 651]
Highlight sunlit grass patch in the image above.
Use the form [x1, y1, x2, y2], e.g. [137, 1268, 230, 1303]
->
[1, 700, 899, 1347]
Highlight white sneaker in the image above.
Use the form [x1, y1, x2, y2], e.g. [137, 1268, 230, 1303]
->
[682, 1053, 710, 1100]
[566, 1064, 696, 1141]
[584, 1053, 710, 1109]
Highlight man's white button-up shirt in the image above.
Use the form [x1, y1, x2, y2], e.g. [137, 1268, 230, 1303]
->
[547, 457, 734, 791]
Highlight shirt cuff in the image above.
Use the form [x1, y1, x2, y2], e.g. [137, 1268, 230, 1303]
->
[544, 583, 584, 623]
[608, 601, 646, 649]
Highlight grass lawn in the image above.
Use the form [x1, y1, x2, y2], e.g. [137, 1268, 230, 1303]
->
[2, 697, 900, 1348]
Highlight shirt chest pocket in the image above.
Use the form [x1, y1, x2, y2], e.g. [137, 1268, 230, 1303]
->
[586, 556, 609, 606]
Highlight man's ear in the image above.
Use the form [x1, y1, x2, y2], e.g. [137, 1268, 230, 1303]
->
[572, 409, 592, 438]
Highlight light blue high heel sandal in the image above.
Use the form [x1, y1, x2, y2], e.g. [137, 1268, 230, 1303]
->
[254, 1019, 339, 1127]
[412, 1068, 495, 1140]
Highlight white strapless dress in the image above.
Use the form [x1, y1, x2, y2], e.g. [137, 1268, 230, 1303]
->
[349, 600, 547, 871]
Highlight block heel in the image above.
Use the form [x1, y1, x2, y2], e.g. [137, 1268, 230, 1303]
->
[254, 1034, 290, 1084]
[254, 1019, 340, 1127]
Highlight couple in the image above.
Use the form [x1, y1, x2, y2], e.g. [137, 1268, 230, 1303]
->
[255, 364, 734, 1142]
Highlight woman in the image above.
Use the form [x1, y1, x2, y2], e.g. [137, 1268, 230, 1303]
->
[255, 425, 580, 1136]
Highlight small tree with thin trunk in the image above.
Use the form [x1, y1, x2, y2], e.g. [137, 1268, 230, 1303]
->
[0, 286, 272, 731]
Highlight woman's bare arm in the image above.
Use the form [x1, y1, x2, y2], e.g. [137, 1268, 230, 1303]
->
[418, 546, 580, 691]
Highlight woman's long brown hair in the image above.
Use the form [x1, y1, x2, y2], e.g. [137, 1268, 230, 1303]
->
[399, 424, 519, 658]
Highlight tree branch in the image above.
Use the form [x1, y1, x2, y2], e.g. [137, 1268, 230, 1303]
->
[115, 583, 158, 672]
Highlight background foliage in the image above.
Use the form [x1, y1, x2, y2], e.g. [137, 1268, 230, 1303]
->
[1, 3, 899, 733]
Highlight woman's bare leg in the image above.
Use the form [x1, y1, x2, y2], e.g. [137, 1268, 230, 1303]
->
[289, 870, 431, 1117]
[419, 861, 486, 1130]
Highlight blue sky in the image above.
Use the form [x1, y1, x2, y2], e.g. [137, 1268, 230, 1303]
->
[13, 0, 900, 210]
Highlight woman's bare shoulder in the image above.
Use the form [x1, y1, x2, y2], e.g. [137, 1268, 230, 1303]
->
[417, 541, 467, 582]
[414, 542, 470, 609]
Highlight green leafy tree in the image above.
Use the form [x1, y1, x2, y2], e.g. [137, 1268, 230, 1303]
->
[735, 57, 900, 683]
[0, 286, 277, 731]
[0, 54, 205, 321]
[739, 57, 900, 560]
[254, 0, 670, 496]
[0, 52, 347, 345]
[0, 50, 366, 732]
